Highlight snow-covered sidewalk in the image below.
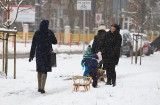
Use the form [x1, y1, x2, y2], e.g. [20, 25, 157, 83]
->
[0, 53, 160, 105]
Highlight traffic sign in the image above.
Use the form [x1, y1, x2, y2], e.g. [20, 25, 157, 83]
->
[77, 0, 91, 10]
[95, 13, 102, 24]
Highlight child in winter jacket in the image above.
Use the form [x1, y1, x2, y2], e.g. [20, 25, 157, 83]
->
[81, 45, 93, 76]
[88, 54, 99, 88]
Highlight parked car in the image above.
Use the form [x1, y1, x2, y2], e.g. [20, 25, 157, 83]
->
[89, 29, 133, 57]
[120, 30, 133, 57]
[130, 33, 150, 56]
[150, 36, 160, 53]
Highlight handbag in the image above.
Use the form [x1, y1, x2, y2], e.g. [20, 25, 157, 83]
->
[51, 52, 57, 67]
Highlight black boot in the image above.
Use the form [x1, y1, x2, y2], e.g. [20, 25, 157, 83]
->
[112, 78, 116, 87]
[112, 83, 116, 87]
[41, 89, 45, 93]
[112, 70, 116, 87]
[38, 89, 41, 92]
[92, 75, 98, 88]
[105, 78, 112, 85]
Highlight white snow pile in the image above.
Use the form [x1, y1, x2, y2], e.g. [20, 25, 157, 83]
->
[0, 42, 87, 54]
[0, 71, 6, 78]
[0, 52, 160, 105]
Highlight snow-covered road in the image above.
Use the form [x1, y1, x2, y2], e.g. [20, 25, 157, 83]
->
[0, 52, 160, 105]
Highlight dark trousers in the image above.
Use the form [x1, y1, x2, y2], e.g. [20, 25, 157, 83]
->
[89, 72, 98, 87]
[104, 63, 116, 84]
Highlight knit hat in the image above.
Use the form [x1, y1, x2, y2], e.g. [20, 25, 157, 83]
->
[98, 24, 106, 31]
[83, 45, 93, 58]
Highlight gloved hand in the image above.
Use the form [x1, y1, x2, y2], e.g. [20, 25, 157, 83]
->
[29, 58, 33, 62]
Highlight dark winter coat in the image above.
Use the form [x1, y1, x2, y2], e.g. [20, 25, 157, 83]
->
[29, 20, 57, 72]
[102, 30, 122, 66]
[92, 30, 107, 54]
[81, 58, 92, 67]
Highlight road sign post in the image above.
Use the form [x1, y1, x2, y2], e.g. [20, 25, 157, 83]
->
[77, 0, 91, 54]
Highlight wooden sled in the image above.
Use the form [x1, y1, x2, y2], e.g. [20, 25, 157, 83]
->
[72, 76, 92, 92]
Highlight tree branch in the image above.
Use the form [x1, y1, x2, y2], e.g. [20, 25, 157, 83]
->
[142, 16, 149, 26]
[8, 0, 25, 27]
[0, 1, 7, 10]
[18, 7, 33, 12]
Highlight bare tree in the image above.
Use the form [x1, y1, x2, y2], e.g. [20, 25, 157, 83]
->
[0, 0, 25, 28]
[68, 0, 76, 32]
[0, 0, 24, 79]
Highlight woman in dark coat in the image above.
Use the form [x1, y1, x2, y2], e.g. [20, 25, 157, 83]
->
[29, 20, 57, 93]
[102, 24, 122, 87]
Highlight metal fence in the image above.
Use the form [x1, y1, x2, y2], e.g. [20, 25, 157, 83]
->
[0, 32, 159, 45]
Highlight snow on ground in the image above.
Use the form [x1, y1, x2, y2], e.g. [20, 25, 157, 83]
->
[0, 52, 160, 105]
[0, 42, 87, 54]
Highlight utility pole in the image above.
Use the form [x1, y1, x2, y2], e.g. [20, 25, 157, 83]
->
[119, 0, 122, 25]
[118, 0, 122, 25]
[141, 0, 145, 33]
[35, 0, 41, 31]
[92, 0, 96, 28]
[77, 0, 91, 54]
[150, 7, 154, 32]
[105, 0, 109, 28]
[57, 4, 62, 37]
[150, 7, 155, 41]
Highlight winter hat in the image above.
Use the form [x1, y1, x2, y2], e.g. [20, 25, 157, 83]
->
[98, 24, 106, 31]
[39, 20, 49, 32]
[83, 45, 93, 58]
